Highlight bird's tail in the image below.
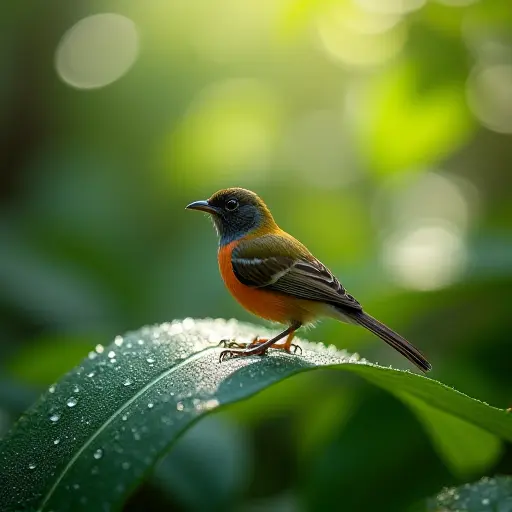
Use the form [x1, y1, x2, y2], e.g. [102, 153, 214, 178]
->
[342, 310, 432, 373]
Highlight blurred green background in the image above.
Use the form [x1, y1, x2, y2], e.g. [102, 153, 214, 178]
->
[1, 0, 511, 510]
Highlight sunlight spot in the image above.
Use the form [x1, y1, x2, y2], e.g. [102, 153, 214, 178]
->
[376, 171, 476, 291]
[383, 223, 467, 291]
[374, 171, 478, 234]
[316, 4, 407, 67]
[55, 13, 139, 89]
[466, 64, 512, 134]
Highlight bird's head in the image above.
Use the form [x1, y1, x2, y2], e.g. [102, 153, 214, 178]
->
[186, 188, 277, 244]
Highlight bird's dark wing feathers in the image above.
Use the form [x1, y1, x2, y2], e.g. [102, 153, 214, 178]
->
[232, 240, 362, 311]
[232, 256, 294, 287]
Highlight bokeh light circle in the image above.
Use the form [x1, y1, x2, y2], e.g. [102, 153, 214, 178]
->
[383, 222, 467, 291]
[316, 4, 407, 67]
[376, 171, 477, 291]
[466, 64, 512, 134]
[55, 13, 139, 90]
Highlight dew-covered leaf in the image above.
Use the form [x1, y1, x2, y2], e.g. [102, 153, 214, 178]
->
[0, 319, 511, 512]
[427, 476, 512, 511]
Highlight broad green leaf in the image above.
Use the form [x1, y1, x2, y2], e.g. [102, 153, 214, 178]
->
[152, 415, 250, 511]
[1, 319, 511, 512]
[427, 476, 512, 511]
[398, 392, 503, 478]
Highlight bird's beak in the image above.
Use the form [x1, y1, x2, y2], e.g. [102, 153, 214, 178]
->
[185, 200, 219, 215]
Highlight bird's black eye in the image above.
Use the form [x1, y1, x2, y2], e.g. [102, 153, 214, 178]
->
[225, 199, 239, 211]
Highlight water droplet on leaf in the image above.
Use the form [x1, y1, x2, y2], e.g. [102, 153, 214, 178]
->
[66, 397, 78, 408]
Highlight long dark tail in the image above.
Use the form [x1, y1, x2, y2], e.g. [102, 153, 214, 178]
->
[344, 310, 432, 373]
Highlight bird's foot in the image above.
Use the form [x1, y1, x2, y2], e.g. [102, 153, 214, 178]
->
[218, 337, 267, 362]
[218, 348, 252, 362]
[217, 336, 269, 350]
[289, 343, 302, 355]
[249, 337, 302, 354]
[218, 339, 247, 349]
[218, 336, 302, 362]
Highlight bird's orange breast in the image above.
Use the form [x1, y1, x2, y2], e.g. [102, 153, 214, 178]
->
[218, 241, 321, 325]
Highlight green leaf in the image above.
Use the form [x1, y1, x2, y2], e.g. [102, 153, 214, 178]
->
[1, 319, 511, 512]
[152, 415, 250, 510]
[397, 392, 503, 478]
[427, 476, 512, 511]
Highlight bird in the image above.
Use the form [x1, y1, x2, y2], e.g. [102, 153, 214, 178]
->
[186, 187, 431, 372]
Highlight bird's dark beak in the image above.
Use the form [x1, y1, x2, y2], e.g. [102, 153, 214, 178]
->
[185, 200, 219, 215]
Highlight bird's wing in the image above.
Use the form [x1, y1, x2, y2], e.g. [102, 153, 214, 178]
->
[232, 234, 362, 311]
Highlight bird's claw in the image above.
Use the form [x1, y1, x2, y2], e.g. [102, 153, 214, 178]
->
[219, 349, 235, 363]
[290, 343, 302, 355]
[219, 349, 249, 363]
[219, 347, 268, 363]
[218, 339, 247, 349]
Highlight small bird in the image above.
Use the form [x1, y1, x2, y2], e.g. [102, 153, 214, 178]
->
[186, 188, 431, 372]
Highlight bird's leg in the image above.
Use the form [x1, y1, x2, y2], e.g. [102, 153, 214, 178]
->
[219, 322, 302, 362]
[219, 329, 300, 352]
[218, 336, 301, 353]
